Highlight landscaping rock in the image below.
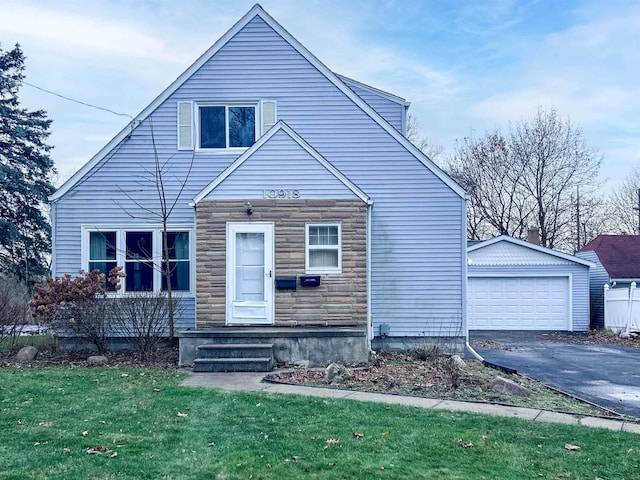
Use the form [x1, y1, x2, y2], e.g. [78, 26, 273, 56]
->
[87, 355, 108, 366]
[490, 376, 531, 397]
[451, 355, 466, 369]
[16, 346, 38, 362]
[620, 332, 638, 339]
[325, 362, 352, 383]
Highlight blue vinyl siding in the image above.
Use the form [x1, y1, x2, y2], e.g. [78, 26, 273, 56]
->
[203, 128, 361, 200]
[52, 15, 465, 337]
[468, 264, 591, 332]
[339, 76, 406, 134]
[576, 250, 611, 329]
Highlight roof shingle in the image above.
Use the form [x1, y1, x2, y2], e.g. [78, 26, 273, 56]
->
[578, 235, 640, 279]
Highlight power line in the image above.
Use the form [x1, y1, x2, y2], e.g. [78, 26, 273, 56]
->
[20, 79, 133, 119]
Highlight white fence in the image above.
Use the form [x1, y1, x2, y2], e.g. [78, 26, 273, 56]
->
[604, 282, 640, 333]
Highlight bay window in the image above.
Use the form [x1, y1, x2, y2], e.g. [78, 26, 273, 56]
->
[82, 227, 192, 294]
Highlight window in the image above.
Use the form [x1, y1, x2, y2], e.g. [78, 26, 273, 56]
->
[88, 231, 117, 291]
[83, 227, 192, 294]
[162, 232, 190, 292]
[199, 104, 256, 149]
[306, 224, 342, 274]
[178, 100, 276, 151]
[125, 232, 154, 292]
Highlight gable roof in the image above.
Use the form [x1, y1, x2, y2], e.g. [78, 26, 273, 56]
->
[50, 3, 465, 202]
[191, 121, 371, 205]
[468, 235, 594, 267]
[578, 234, 640, 279]
[337, 74, 410, 108]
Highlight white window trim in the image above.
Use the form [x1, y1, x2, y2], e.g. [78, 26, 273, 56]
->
[305, 223, 342, 275]
[81, 225, 195, 297]
[195, 102, 259, 152]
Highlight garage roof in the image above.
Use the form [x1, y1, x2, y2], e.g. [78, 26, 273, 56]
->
[468, 235, 594, 267]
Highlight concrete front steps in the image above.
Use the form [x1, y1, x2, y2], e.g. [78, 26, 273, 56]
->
[193, 343, 274, 372]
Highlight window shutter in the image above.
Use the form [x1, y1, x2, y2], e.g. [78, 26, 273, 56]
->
[177, 101, 193, 150]
[261, 100, 276, 134]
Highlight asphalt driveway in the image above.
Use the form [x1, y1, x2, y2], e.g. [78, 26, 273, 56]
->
[470, 331, 640, 419]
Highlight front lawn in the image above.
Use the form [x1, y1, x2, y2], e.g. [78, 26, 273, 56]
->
[0, 368, 638, 479]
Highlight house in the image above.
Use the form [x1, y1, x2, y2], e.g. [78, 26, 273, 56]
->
[468, 236, 593, 331]
[576, 235, 640, 329]
[48, 4, 467, 369]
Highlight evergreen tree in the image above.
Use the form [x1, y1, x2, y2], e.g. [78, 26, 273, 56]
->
[0, 44, 55, 284]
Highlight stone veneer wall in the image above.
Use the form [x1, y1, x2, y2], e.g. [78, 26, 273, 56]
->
[196, 199, 367, 328]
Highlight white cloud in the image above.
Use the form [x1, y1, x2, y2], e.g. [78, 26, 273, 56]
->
[0, 4, 179, 62]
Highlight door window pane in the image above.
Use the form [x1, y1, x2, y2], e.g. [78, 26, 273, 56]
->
[235, 232, 264, 301]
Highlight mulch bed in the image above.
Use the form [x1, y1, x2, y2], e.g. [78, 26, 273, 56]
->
[0, 346, 178, 369]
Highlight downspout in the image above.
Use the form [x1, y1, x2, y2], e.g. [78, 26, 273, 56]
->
[462, 195, 483, 362]
[366, 200, 373, 349]
[50, 200, 57, 276]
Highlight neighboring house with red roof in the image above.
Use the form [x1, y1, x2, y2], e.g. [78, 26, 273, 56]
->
[576, 235, 640, 329]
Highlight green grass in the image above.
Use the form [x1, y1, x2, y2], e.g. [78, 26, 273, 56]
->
[0, 334, 57, 353]
[0, 368, 638, 479]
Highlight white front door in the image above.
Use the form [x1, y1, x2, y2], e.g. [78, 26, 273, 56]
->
[226, 222, 274, 325]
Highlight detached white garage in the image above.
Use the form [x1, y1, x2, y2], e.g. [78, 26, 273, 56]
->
[467, 236, 593, 332]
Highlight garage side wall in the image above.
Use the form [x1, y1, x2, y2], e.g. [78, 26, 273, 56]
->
[468, 264, 590, 332]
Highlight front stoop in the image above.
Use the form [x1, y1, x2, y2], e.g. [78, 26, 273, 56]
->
[193, 343, 274, 372]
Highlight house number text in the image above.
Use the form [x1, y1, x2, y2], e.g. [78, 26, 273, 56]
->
[263, 189, 300, 199]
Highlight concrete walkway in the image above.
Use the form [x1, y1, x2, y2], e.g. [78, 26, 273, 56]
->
[180, 371, 640, 434]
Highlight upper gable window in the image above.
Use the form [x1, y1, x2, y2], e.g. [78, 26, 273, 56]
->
[178, 100, 276, 151]
[199, 104, 256, 149]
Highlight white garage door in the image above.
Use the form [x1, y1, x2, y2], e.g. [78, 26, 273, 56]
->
[468, 276, 570, 330]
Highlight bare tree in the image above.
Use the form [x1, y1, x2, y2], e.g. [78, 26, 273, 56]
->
[448, 132, 533, 240]
[116, 118, 194, 338]
[445, 107, 602, 251]
[509, 107, 602, 249]
[608, 166, 640, 234]
[405, 113, 444, 160]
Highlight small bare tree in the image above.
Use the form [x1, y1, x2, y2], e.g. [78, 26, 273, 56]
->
[0, 276, 31, 349]
[115, 118, 194, 339]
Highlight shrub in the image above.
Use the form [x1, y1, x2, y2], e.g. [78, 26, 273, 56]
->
[112, 291, 181, 357]
[0, 276, 31, 350]
[30, 268, 123, 354]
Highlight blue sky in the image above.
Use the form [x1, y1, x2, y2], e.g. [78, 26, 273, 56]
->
[2, 0, 639, 188]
